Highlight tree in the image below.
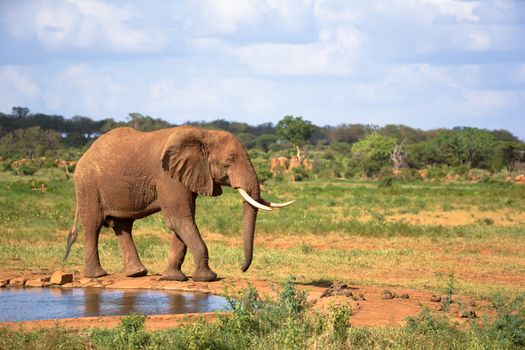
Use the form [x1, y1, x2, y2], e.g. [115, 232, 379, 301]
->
[275, 115, 315, 161]
[490, 141, 525, 172]
[12, 106, 30, 118]
[127, 113, 171, 131]
[351, 134, 396, 177]
[324, 123, 374, 144]
[236, 132, 256, 149]
[0, 126, 62, 159]
[254, 134, 279, 152]
[390, 138, 407, 171]
[491, 129, 520, 143]
[379, 124, 428, 143]
[426, 128, 495, 168]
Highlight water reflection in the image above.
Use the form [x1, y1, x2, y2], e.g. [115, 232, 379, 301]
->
[84, 288, 101, 315]
[0, 288, 228, 322]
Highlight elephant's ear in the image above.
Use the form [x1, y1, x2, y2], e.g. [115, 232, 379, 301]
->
[161, 128, 214, 196]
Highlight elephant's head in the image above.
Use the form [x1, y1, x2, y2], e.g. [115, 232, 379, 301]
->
[160, 126, 294, 272]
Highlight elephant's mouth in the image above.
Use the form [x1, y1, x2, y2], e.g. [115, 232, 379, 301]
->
[236, 188, 295, 211]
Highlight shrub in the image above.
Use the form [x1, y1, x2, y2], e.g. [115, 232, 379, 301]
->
[351, 134, 397, 177]
[311, 158, 344, 178]
[468, 168, 491, 182]
[328, 303, 352, 342]
[396, 168, 420, 181]
[89, 314, 150, 349]
[479, 293, 525, 347]
[425, 165, 449, 180]
[406, 308, 455, 334]
[291, 165, 309, 182]
[378, 175, 394, 188]
[0, 160, 10, 172]
[10, 160, 40, 176]
[450, 164, 469, 176]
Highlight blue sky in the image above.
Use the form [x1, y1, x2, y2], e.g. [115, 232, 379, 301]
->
[1, 0, 524, 139]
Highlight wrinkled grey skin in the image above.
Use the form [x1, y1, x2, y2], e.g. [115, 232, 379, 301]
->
[65, 126, 264, 282]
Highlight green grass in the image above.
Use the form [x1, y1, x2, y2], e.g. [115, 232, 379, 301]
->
[2, 170, 523, 238]
[1, 170, 524, 299]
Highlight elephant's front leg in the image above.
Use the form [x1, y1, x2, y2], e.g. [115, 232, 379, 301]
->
[158, 181, 217, 282]
[112, 219, 148, 277]
[170, 217, 217, 282]
[159, 232, 188, 281]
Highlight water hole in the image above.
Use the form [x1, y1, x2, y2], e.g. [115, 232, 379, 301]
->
[0, 288, 229, 322]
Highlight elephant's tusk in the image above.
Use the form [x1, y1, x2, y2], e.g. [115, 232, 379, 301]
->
[270, 200, 296, 208]
[237, 188, 273, 211]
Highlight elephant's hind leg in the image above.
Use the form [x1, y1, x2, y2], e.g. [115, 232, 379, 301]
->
[160, 232, 188, 281]
[80, 213, 107, 278]
[112, 219, 148, 277]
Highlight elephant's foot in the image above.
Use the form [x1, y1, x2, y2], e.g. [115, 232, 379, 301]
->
[192, 268, 218, 282]
[125, 266, 148, 278]
[84, 265, 108, 278]
[159, 270, 188, 282]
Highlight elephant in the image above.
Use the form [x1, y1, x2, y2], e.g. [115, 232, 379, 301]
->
[64, 126, 294, 282]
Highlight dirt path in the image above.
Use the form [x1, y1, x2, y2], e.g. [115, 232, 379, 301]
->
[0, 271, 491, 331]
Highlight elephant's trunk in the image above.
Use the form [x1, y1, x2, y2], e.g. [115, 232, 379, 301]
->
[231, 152, 293, 272]
[241, 200, 258, 272]
[233, 160, 261, 272]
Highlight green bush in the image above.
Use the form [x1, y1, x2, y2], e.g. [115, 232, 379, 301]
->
[328, 303, 352, 342]
[378, 175, 394, 188]
[11, 161, 40, 176]
[425, 165, 449, 180]
[311, 158, 345, 178]
[395, 168, 420, 181]
[479, 293, 525, 347]
[0, 160, 10, 172]
[450, 164, 469, 176]
[291, 165, 309, 182]
[89, 314, 150, 349]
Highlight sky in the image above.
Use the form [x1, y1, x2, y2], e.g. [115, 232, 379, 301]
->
[0, 0, 524, 140]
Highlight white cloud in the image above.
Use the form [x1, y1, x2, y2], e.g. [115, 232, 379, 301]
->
[0, 66, 40, 111]
[226, 26, 364, 76]
[201, 0, 266, 34]
[147, 77, 277, 120]
[419, 0, 480, 22]
[43, 63, 124, 115]
[149, 78, 221, 113]
[0, 66, 40, 98]
[516, 64, 525, 83]
[198, 0, 313, 35]
[461, 89, 524, 110]
[2, 0, 166, 51]
[0, 0, 523, 139]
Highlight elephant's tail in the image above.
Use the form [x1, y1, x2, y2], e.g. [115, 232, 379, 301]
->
[64, 204, 79, 261]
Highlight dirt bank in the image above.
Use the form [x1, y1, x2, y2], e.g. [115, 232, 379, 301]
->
[0, 271, 493, 331]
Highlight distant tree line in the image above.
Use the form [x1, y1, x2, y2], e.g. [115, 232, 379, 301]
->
[1, 106, 524, 176]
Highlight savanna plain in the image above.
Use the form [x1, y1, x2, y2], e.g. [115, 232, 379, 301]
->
[1, 168, 524, 349]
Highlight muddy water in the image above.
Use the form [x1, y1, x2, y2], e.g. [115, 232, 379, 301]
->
[0, 288, 228, 322]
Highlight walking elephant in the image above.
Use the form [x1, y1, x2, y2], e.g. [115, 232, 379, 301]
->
[64, 126, 294, 282]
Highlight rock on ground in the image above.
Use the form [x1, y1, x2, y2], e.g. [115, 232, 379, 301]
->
[50, 271, 73, 285]
[321, 281, 365, 301]
[9, 277, 27, 287]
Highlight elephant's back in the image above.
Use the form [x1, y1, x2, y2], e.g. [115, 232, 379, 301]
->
[75, 127, 169, 184]
[74, 127, 172, 213]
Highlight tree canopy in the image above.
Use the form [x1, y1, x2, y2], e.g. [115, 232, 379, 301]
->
[351, 134, 397, 176]
[275, 115, 315, 161]
[426, 128, 495, 168]
[0, 106, 523, 175]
